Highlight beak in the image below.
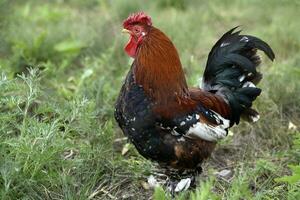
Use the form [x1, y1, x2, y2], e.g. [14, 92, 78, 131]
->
[122, 28, 131, 34]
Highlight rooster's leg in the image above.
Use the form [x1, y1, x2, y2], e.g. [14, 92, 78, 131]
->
[166, 177, 176, 198]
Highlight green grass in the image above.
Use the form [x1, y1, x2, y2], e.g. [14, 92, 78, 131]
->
[0, 0, 299, 199]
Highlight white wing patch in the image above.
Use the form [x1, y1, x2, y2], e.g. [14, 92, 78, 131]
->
[186, 122, 227, 141]
[186, 111, 230, 142]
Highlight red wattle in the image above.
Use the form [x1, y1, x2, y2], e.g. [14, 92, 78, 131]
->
[125, 36, 138, 58]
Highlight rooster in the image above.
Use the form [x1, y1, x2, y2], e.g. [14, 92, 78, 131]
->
[115, 12, 275, 193]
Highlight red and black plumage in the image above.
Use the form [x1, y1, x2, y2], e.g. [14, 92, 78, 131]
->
[115, 12, 275, 191]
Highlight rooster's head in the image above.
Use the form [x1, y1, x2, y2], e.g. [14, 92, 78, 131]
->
[122, 12, 152, 57]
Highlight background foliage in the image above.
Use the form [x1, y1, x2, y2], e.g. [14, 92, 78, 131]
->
[0, 0, 299, 199]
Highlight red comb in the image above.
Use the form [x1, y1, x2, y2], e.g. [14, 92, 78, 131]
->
[123, 12, 152, 28]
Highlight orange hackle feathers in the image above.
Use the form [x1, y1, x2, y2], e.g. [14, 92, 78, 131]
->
[134, 27, 191, 117]
[133, 26, 231, 119]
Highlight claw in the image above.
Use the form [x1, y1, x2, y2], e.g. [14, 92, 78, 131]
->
[175, 178, 191, 192]
[147, 175, 160, 188]
[169, 181, 176, 198]
[167, 177, 192, 197]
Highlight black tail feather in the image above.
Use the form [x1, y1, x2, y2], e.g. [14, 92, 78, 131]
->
[202, 27, 275, 125]
[244, 35, 275, 61]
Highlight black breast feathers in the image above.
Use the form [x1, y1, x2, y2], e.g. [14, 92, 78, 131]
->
[114, 64, 175, 162]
